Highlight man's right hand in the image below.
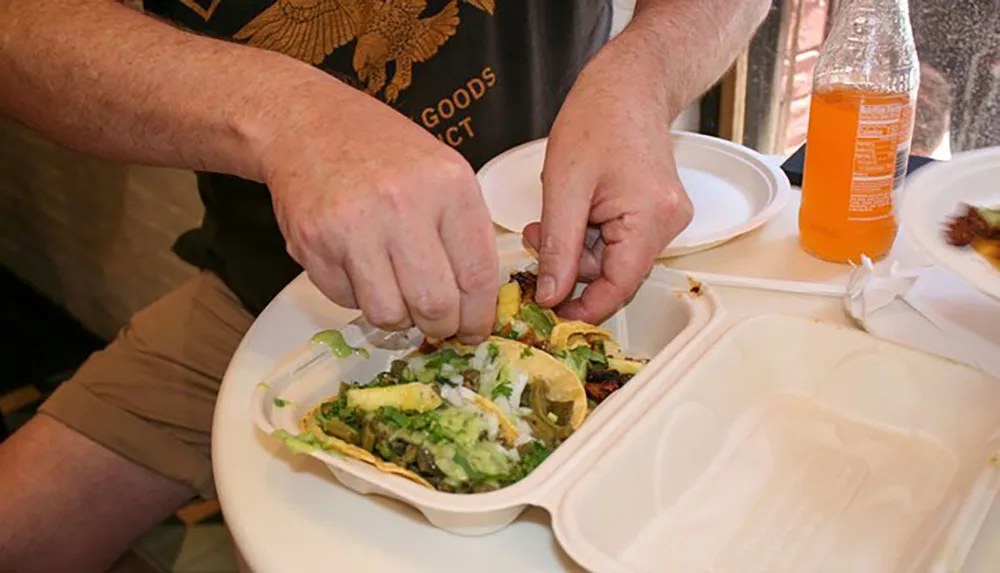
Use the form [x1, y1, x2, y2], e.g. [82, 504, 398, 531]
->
[259, 86, 499, 343]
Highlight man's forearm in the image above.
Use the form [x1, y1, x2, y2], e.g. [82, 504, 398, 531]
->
[610, 0, 770, 119]
[0, 0, 346, 182]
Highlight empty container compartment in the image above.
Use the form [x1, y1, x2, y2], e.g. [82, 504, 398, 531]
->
[554, 314, 1000, 573]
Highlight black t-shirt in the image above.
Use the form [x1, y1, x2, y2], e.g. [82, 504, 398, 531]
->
[144, 0, 613, 315]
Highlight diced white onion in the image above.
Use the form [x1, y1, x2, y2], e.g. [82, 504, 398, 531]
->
[514, 418, 534, 446]
[509, 372, 529, 409]
[511, 319, 528, 337]
[493, 396, 513, 415]
[505, 446, 521, 463]
[440, 385, 465, 408]
[471, 343, 490, 370]
[485, 412, 499, 441]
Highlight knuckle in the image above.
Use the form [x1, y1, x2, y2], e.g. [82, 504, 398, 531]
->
[293, 216, 326, 249]
[306, 270, 357, 309]
[435, 155, 478, 197]
[365, 301, 409, 329]
[457, 258, 499, 294]
[675, 194, 695, 228]
[540, 232, 570, 261]
[439, 152, 476, 182]
[413, 288, 457, 322]
[653, 187, 694, 227]
[376, 180, 412, 214]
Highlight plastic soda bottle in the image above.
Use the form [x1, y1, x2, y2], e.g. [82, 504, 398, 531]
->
[798, 0, 920, 264]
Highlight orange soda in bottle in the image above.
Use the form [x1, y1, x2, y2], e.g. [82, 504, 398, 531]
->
[798, 0, 920, 264]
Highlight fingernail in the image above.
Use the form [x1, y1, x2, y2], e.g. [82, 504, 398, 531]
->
[458, 335, 485, 346]
[537, 274, 556, 303]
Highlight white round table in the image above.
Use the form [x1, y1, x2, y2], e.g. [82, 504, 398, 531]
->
[212, 158, 1000, 572]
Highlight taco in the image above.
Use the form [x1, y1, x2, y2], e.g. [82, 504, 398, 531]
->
[946, 204, 1000, 271]
[290, 341, 567, 494]
[273, 268, 647, 494]
[430, 336, 588, 441]
[486, 270, 650, 406]
[492, 271, 561, 347]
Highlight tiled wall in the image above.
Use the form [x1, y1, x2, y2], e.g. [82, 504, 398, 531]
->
[0, 118, 201, 339]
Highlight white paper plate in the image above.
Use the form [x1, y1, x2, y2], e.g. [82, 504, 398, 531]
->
[900, 145, 1000, 301]
[476, 132, 791, 258]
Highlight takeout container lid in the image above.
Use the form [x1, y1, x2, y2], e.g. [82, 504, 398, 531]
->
[251, 236, 1000, 573]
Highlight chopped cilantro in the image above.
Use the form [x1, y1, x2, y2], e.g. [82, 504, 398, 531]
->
[556, 348, 590, 380]
[520, 346, 534, 358]
[425, 348, 459, 370]
[319, 394, 361, 427]
[571, 346, 606, 367]
[556, 346, 607, 381]
[487, 343, 500, 361]
[377, 406, 444, 442]
[379, 406, 411, 429]
[519, 441, 551, 474]
[491, 382, 513, 400]
[506, 441, 552, 483]
[426, 423, 449, 444]
[273, 397, 289, 408]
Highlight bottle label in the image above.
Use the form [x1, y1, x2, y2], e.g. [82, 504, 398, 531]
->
[847, 98, 915, 222]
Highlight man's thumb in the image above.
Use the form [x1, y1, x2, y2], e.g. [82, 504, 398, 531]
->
[524, 215, 585, 307]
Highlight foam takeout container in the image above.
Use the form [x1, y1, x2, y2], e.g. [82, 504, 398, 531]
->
[251, 238, 1000, 573]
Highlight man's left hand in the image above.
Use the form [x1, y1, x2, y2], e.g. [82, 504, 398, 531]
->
[523, 42, 694, 324]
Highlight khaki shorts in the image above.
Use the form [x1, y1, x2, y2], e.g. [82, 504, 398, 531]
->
[39, 271, 254, 499]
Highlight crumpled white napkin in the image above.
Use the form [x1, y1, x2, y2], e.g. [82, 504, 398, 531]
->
[844, 255, 923, 318]
[844, 256, 1000, 379]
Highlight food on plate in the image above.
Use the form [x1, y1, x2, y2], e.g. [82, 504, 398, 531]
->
[946, 204, 1000, 270]
[490, 271, 649, 406]
[275, 270, 649, 493]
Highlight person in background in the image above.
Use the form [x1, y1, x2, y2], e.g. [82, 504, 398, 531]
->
[911, 63, 953, 158]
[910, 0, 1000, 153]
[0, 0, 769, 570]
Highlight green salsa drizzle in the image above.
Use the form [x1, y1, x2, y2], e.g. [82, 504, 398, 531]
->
[311, 329, 371, 359]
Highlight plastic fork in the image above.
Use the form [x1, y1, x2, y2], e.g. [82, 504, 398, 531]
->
[262, 314, 421, 391]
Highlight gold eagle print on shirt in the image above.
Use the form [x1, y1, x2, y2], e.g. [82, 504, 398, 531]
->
[233, 0, 497, 102]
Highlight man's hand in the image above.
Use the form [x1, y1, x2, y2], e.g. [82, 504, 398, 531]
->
[261, 88, 499, 342]
[0, 1, 501, 343]
[523, 41, 693, 324]
[524, 0, 769, 325]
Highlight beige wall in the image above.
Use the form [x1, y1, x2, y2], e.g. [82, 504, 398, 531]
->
[0, 118, 201, 340]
